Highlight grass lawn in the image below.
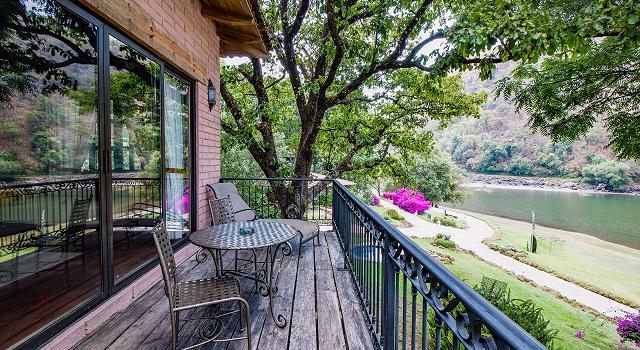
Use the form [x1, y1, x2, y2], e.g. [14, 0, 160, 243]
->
[413, 237, 632, 350]
[470, 212, 640, 308]
[370, 205, 411, 227]
[0, 247, 38, 264]
[419, 209, 467, 229]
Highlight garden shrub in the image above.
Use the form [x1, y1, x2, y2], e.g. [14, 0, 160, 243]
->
[616, 310, 640, 347]
[0, 152, 24, 181]
[382, 188, 430, 214]
[385, 209, 404, 221]
[435, 216, 458, 227]
[488, 243, 501, 252]
[488, 244, 528, 260]
[432, 237, 456, 250]
[475, 283, 558, 348]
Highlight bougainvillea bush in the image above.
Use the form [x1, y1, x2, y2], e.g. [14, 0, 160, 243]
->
[370, 194, 380, 206]
[617, 310, 640, 347]
[382, 188, 430, 214]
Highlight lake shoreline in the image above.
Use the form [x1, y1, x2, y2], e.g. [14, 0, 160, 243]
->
[464, 173, 640, 196]
[448, 184, 640, 250]
[448, 207, 640, 254]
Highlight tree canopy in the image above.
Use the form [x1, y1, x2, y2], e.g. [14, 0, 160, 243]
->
[221, 0, 488, 180]
[222, 0, 640, 188]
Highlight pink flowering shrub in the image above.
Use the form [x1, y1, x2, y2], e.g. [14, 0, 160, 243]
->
[617, 310, 640, 347]
[382, 188, 430, 214]
[370, 195, 380, 206]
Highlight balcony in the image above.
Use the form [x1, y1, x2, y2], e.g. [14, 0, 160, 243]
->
[62, 178, 545, 349]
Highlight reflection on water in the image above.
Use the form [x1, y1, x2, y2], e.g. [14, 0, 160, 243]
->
[448, 187, 640, 249]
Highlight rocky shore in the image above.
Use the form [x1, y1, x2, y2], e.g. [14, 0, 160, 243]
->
[464, 173, 640, 194]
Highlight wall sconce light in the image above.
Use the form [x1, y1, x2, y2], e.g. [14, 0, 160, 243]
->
[207, 79, 216, 111]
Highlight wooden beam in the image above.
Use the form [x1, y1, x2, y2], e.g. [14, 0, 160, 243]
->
[201, 5, 254, 25]
[217, 24, 261, 43]
[220, 37, 266, 58]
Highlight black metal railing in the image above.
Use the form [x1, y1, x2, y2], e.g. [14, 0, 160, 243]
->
[111, 177, 161, 220]
[0, 177, 160, 256]
[218, 177, 546, 349]
[0, 178, 98, 234]
[332, 181, 547, 350]
[220, 177, 333, 224]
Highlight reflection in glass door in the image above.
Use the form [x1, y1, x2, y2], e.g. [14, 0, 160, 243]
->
[108, 36, 162, 282]
[164, 72, 191, 239]
[0, 1, 102, 347]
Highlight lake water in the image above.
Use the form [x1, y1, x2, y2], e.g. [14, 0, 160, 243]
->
[447, 186, 640, 249]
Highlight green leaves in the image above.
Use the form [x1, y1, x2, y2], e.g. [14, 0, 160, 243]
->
[497, 39, 640, 159]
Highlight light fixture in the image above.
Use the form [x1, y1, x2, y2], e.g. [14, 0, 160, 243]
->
[207, 79, 216, 111]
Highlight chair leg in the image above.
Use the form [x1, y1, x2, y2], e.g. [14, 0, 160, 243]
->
[64, 244, 70, 284]
[14, 250, 20, 290]
[34, 247, 40, 279]
[238, 300, 244, 332]
[242, 300, 251, 350]
[171, 310, 178, 350]
[81, 234, 86, 267]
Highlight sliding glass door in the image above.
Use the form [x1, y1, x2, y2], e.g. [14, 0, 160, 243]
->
[0, 0, 194, 348]
[108, 35, 163, 282]
[0, 1, 103, 347]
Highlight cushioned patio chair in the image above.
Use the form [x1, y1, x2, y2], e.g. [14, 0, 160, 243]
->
[207, 183, 320, 246]
[151, 223, 251, 350]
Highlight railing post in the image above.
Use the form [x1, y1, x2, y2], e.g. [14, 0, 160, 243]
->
[382, 234, 396, 350]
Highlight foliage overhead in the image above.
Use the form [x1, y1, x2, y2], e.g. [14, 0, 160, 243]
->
[466, 0, 640, 159]
[223, 0, 640, 186]
[497, 41, 640, 159]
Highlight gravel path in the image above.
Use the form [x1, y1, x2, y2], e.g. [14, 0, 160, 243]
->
[378, 199, 636, 318]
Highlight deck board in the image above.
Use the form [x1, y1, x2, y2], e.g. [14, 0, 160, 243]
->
[315, 234, 347, 349]
[74, 231, 373, 350]
[286, 237, 317, 350]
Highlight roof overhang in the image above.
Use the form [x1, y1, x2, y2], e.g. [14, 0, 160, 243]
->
[201, 0, 268, 58]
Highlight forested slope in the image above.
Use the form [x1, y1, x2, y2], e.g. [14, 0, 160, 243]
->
[435, 63, 639, 190]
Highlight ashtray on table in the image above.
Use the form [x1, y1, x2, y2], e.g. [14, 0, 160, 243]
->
[238, 227, 255, 235]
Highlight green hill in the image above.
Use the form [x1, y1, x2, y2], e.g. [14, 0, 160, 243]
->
[435, 63, 639, 190]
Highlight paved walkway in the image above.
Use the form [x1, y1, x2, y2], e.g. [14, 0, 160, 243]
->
[378, 199, 635, 318]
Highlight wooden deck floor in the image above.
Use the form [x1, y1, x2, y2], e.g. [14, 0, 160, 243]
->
[74, 230, 374, 350]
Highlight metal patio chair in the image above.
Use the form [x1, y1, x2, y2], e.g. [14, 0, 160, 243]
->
[207, 182, 320, 246]
[151, 223, 251, 350]
[208, 197, 236, 226]
[28, 197, 92, 268]
[207, 197, 259, 280]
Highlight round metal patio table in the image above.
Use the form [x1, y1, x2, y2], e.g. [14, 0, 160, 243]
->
[189, 221, 300, 328]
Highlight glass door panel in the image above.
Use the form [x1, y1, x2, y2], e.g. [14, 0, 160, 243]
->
[0, 1, 102, 347]
[108, 36, 161, 282]
[164, 72, 190, 239]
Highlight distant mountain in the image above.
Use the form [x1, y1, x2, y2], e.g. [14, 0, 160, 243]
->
[436, 63, 639, 182]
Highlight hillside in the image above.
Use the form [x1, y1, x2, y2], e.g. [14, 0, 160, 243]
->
[435, 63, 639, 190]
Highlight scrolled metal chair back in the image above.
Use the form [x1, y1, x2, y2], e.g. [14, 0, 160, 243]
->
[151, 223, 177, 301]
[208, 197, 236, 225]
[66, 197, 92, 237]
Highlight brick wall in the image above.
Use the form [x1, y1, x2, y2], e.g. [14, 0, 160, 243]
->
[78, 0, 221, 229]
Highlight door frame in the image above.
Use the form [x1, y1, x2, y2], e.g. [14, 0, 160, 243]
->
[13, 0, 197, 348]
